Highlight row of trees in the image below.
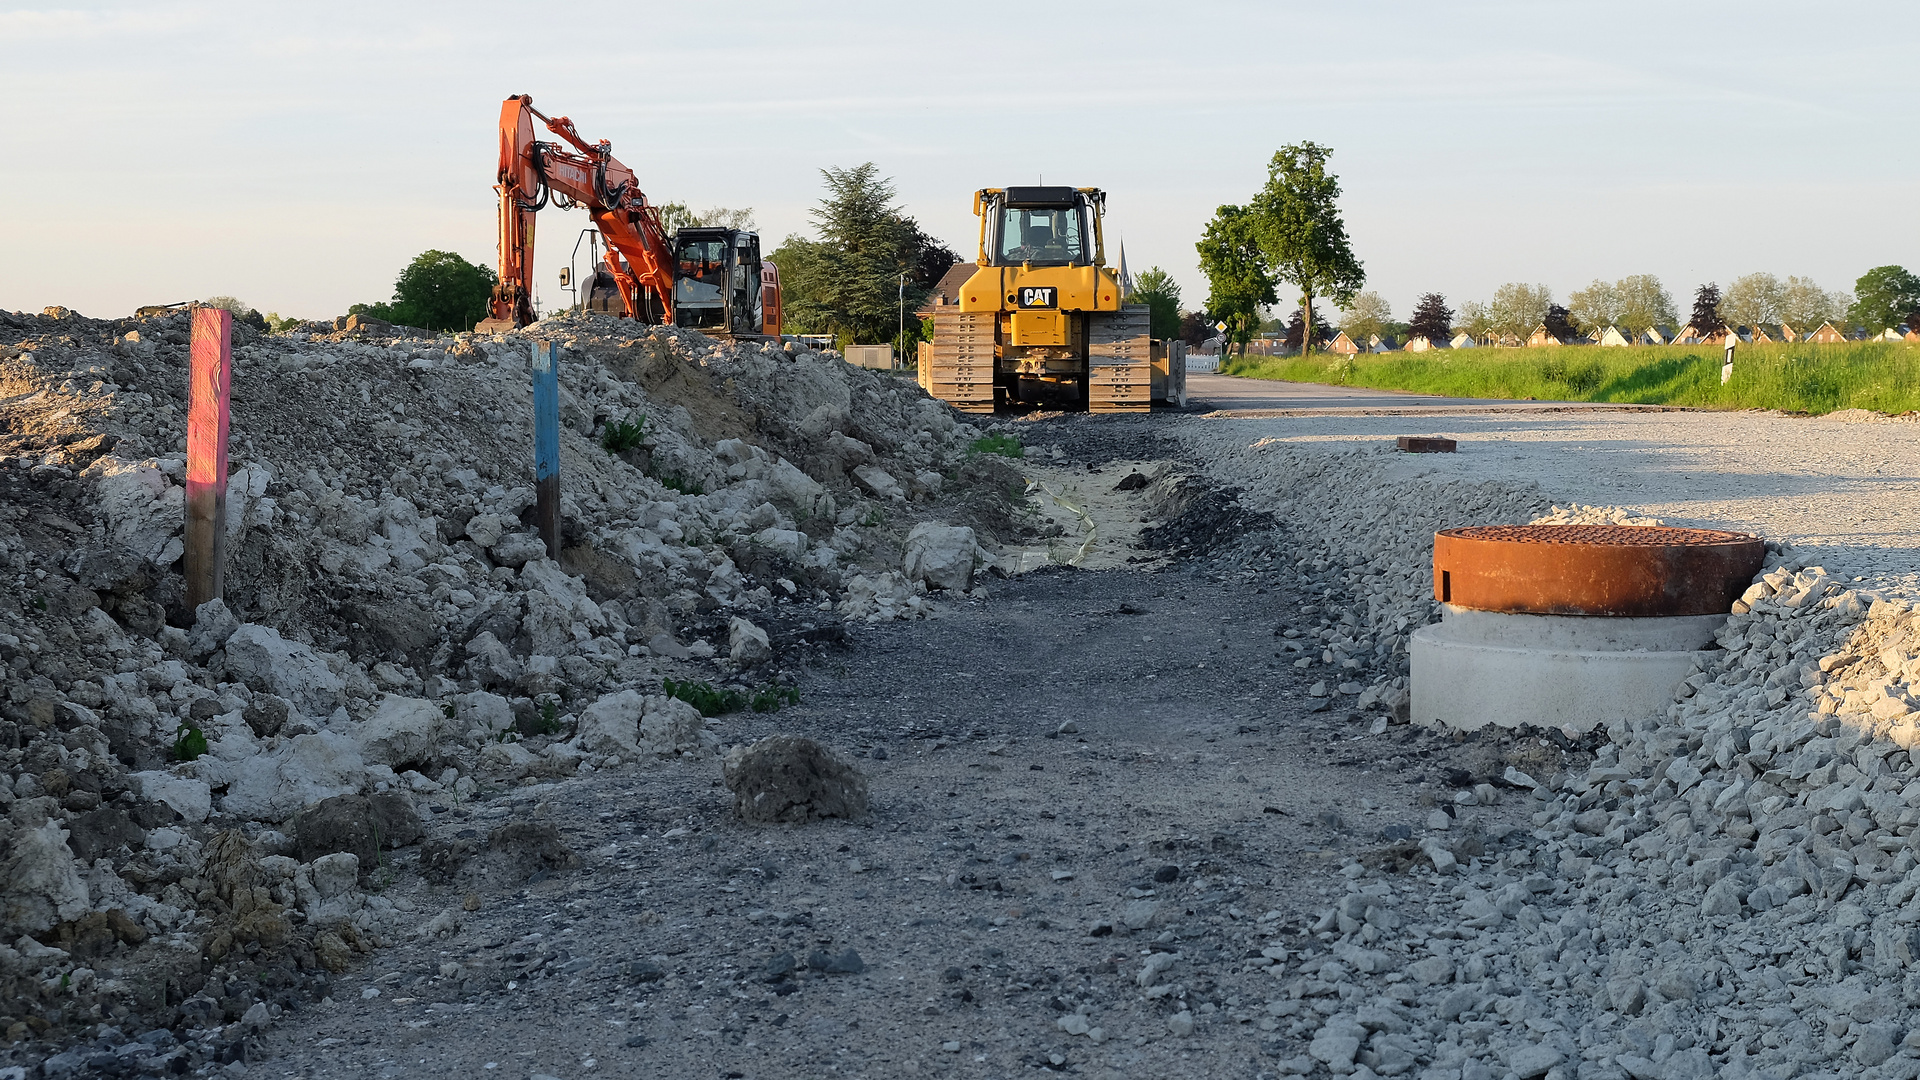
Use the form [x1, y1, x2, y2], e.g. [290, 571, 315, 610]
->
[1331, 267, 1903, 346]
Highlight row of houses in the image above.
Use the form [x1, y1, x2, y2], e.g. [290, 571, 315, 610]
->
[1316, 319, 1897, 355]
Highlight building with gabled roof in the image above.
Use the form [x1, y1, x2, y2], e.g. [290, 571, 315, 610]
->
[1327, 331, 1360, 356]
[1526, 325, 1562, 347]
[1598, 326, 1632, 348]
[1807, 322, 1847, 343]
[1450, 331, 1477, 349]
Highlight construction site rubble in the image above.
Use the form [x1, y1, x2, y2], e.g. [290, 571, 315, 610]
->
[0, 305, 1045, 1053]
[1173, 431, 1920, 1080]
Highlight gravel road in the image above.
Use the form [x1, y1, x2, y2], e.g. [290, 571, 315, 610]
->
[1173, 400, 1920, 594]
[245, 443, 1558, 1080]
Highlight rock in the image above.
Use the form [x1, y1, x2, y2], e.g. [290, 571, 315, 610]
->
[1407, 956, 1454, 986]
[463, 512, 505, 548]
[131, 771, 212, 823]
[353, 695, 446, 770]
[309, 852, 359, 899]
[489, 532, 548, 568]
[243, 695, 290, 739]
[901, 523, 981, 592]
[638, 694, 714, 756]
[293, 793, 423, 864]
[1167, 1010, 1195, 1037]
[806, 947, 865, 975]
[485, 822, 579, 882]
[222, 624, 344, 718]
[463, 632, 523, 687]
[729, 616, 773, 666]
[574, 689, 648, 758]
[851, 464, 904, 500]
[187, 598, 240, 656]
[0, 821, 91, 934]
[454, 691, 515, 741]
[1308, 681, 1329, 698]
[1120, 899, 1162, 930]
[1505, 1044, 1563, 1079]
[722, 735, 869, 823]
[1137, 952, 1176, 987]
[65, 806, 145, 862]
[478, 741, 539, 777]
[219, 730, 369, 821]
[1854, 1024, 1900, 1067]
[1700, 878, 1744, 917]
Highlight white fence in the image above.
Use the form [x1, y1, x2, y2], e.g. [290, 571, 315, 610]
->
[1185, 354, 1220, 374]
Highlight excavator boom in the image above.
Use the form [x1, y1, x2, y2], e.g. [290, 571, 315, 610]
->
[481, 95, 680, 332]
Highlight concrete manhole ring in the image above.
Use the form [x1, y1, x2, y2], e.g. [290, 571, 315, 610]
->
[1432, 523, 1765, 617]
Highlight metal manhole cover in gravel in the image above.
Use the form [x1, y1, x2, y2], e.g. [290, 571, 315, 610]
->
[1432, 524, 1766, 616]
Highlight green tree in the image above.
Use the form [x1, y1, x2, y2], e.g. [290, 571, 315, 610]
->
[1690, 283, 1723, 332]
[1246, 142, 1365, 354]
[772, 164, 943, 352]
[1722, 272, 1784, 330]
[1195, 204, 1277, 354]
[1339, 291, 1391, 345]
[1488, 283, 1552, 340]
[656, 202, 756, 235]
[1130, 266, 1183, 340]
[1848, 265, 1920, 332]
[354, 250, 497, 332]
[1779, 275, 1849, 330]
[1615, 275, 1676, 336]
[1457, 300, 1492, 339]
[1566, 279, 1623, 332]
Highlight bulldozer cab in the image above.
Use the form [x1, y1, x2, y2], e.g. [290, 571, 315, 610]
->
[672, 228, 763, 335]
[978, 187, 1104, 269]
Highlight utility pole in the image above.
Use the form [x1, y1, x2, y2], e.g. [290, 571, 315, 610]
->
[897, 271, 910, 371]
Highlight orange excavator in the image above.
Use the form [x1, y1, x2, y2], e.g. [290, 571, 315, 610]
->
[478, 94, 781, 337]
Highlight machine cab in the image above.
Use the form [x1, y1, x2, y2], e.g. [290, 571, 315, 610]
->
[672, 227, 763, 335]
[977, 187, 1106, 269]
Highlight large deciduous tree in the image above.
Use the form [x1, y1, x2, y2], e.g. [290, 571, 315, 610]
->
[1407, 293, 1453, 343]
[1848, 265, 1920, 332]
[1722, 272, 1784, 331]
[1690, 283, 1723, 332]
[1283, 304, 1331, 350]
[1196, 204, 1277, 354]
[1339, 291, 1391, 346]
[1778, 275, 1850, 330]
[1247, 143, 1364, 354]
[1130, 267, 1184, 340]
[1487, 283, 1553, 341]
[1567, 279, 1623, 333]
[352, 249, 498, 332]
[1615, 275, 1677, 336]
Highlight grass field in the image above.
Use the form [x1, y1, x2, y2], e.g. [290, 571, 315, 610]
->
[1219, 341, 1920, 415]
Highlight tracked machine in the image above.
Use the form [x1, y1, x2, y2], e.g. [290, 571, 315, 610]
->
[479, 94, 780, 337]
[927, 187, 1150, 413]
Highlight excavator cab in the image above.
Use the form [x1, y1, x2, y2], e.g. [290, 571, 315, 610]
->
[672, 228, 762, 336]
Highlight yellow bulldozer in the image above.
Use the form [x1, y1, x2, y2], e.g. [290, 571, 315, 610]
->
[925, 187, 1172, 414]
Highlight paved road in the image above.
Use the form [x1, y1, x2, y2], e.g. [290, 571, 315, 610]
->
[1184, 372, 1671, 414]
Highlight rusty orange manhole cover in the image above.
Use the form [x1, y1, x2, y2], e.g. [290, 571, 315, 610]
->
[1433, 524, 1765, 616]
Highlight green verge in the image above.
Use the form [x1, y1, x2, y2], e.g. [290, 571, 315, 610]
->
[1219, 342, 1920, 415]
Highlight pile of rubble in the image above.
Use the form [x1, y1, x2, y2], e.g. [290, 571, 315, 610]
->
[0, 306, 1034, 1052]
[1181, 434, 1920, 1080]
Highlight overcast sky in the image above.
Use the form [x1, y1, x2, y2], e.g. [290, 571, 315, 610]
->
[4, 1, 1917, 326]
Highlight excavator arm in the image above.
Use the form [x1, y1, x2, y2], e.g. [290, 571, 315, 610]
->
[482, 94, 678, 331]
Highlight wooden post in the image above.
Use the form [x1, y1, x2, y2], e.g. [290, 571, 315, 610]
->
[530, 339, 561, 559]
[183, 306, 232, 610]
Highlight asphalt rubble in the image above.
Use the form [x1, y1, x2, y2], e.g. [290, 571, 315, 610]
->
[0, 304, 1074, 1075]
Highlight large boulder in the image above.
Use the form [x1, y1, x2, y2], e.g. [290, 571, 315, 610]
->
[294, 793, 424, 864]
[722, 735, 869, 823]
[902, 523, 981, 592]
[1, 820, 92, 934]
[353, 695, 446, 771]
[131, 770, 212, 823]
[453, 691, 515, 743]
[222, 624, 344, 719]
[220, 730, 369, 822]
[571, 690, 716, 759]
[730, 617, 773, 666]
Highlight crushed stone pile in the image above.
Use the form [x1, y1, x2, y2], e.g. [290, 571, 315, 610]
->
[1163, 432, 1920, 1080]
[0, 305, 1043, 1055]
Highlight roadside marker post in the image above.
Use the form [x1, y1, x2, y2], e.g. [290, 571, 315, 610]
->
[183, 306, 232, 610]
[531, 339, 561, 559]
